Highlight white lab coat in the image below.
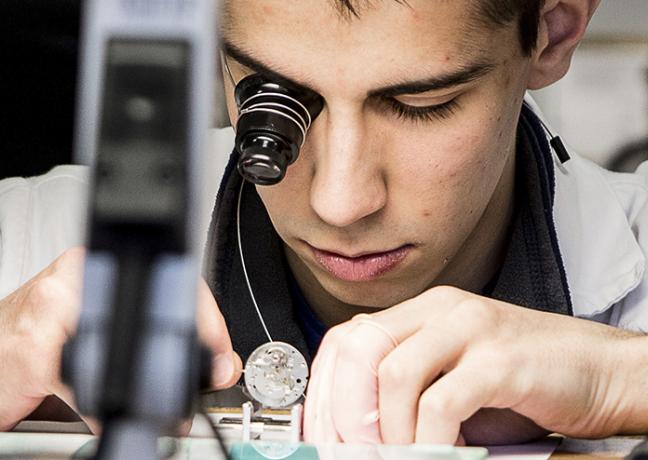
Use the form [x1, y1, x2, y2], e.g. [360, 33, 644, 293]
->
[2, 110, 648, 331]
[554, 149, 648, 331]
[0, 165, 89, 298]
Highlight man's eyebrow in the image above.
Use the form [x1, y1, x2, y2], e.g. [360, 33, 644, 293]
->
[369, 61, 496, 98]
[222, 40, 315, 92]
[223, 39, 495, 98]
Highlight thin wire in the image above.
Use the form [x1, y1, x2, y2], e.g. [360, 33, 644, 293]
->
[237, 180, 273, 342]
[241, 92, 312, 128]
[222, 53, 314, 132]
[537, 115, 557, 140]
[242, 98, 309, 130]
[221, 51, 237, 88]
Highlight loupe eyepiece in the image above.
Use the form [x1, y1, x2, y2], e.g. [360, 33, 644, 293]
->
[234, 74, 323, 185]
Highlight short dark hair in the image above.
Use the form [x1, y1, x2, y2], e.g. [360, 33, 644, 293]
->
[333, 0, 545, 56]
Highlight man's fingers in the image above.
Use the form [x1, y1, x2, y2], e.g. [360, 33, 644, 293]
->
[414, 365, 497, 444]
[176, 419, 193, 437]
[303, 325, 353, 444]
[52, 247, 86, 330]
[24, 247, 86, 339]
[53, 247, 86, 283]
[303, 343, 343, 443]
[371, 286, 467, 341]
[378, 327, 465, 444]
[196, 279, 241, 389]
[215, 351, 243, 389]
[330, 320, 398, 443]
[196, 278, 231, 354]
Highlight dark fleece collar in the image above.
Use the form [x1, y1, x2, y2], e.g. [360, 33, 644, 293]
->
[203, 104, 572, 363]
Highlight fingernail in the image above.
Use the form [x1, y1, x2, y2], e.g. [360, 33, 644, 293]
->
[361, 410, 380, 426]
[213, 352, 235, 387]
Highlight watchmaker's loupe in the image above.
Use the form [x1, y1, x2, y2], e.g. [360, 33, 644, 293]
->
[234, 74, 324, 185]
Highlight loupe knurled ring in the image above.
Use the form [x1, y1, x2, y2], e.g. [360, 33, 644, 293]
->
[243, 101, 309, 133]
[239, 107, 307, 148]
[239, 92, 312, 128]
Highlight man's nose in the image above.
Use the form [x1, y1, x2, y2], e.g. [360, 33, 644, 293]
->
[309, 107, 387, 228]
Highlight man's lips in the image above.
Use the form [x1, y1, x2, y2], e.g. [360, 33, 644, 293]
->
[309, 244, 412, 282]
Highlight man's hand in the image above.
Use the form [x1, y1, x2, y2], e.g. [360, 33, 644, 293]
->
[303, 286, 641, 445]
[0, 247, 241, 432]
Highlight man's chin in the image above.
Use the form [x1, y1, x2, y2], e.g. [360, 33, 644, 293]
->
[319, 277, 420, 310]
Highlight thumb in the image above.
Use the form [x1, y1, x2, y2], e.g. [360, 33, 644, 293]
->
[197, 278, 242, 389]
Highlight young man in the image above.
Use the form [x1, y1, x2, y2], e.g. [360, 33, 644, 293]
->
[1, 0, 648, 447]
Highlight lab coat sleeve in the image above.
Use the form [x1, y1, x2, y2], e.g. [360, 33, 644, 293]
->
[601, 162, 648, 332]
[0, 165, 89, 299]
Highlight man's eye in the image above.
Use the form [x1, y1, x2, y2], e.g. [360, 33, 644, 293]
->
[384, 97, 459, 123]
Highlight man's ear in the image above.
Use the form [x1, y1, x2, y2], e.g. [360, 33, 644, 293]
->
[527, 0, 601, 90]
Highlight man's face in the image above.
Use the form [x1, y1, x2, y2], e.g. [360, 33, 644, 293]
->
[223, 0, 533, 310]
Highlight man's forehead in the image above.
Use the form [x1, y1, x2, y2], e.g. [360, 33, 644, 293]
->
[222, 0, 489, 57]
[221, 0, 504, 94]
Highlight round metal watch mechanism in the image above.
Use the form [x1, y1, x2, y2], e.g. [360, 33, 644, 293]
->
[244, 341, 309, 408]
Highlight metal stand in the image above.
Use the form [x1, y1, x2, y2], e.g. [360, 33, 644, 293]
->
[214, 401, 303, 444]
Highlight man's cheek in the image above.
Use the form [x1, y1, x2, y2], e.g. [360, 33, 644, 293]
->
[257, 187, 310, 244]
